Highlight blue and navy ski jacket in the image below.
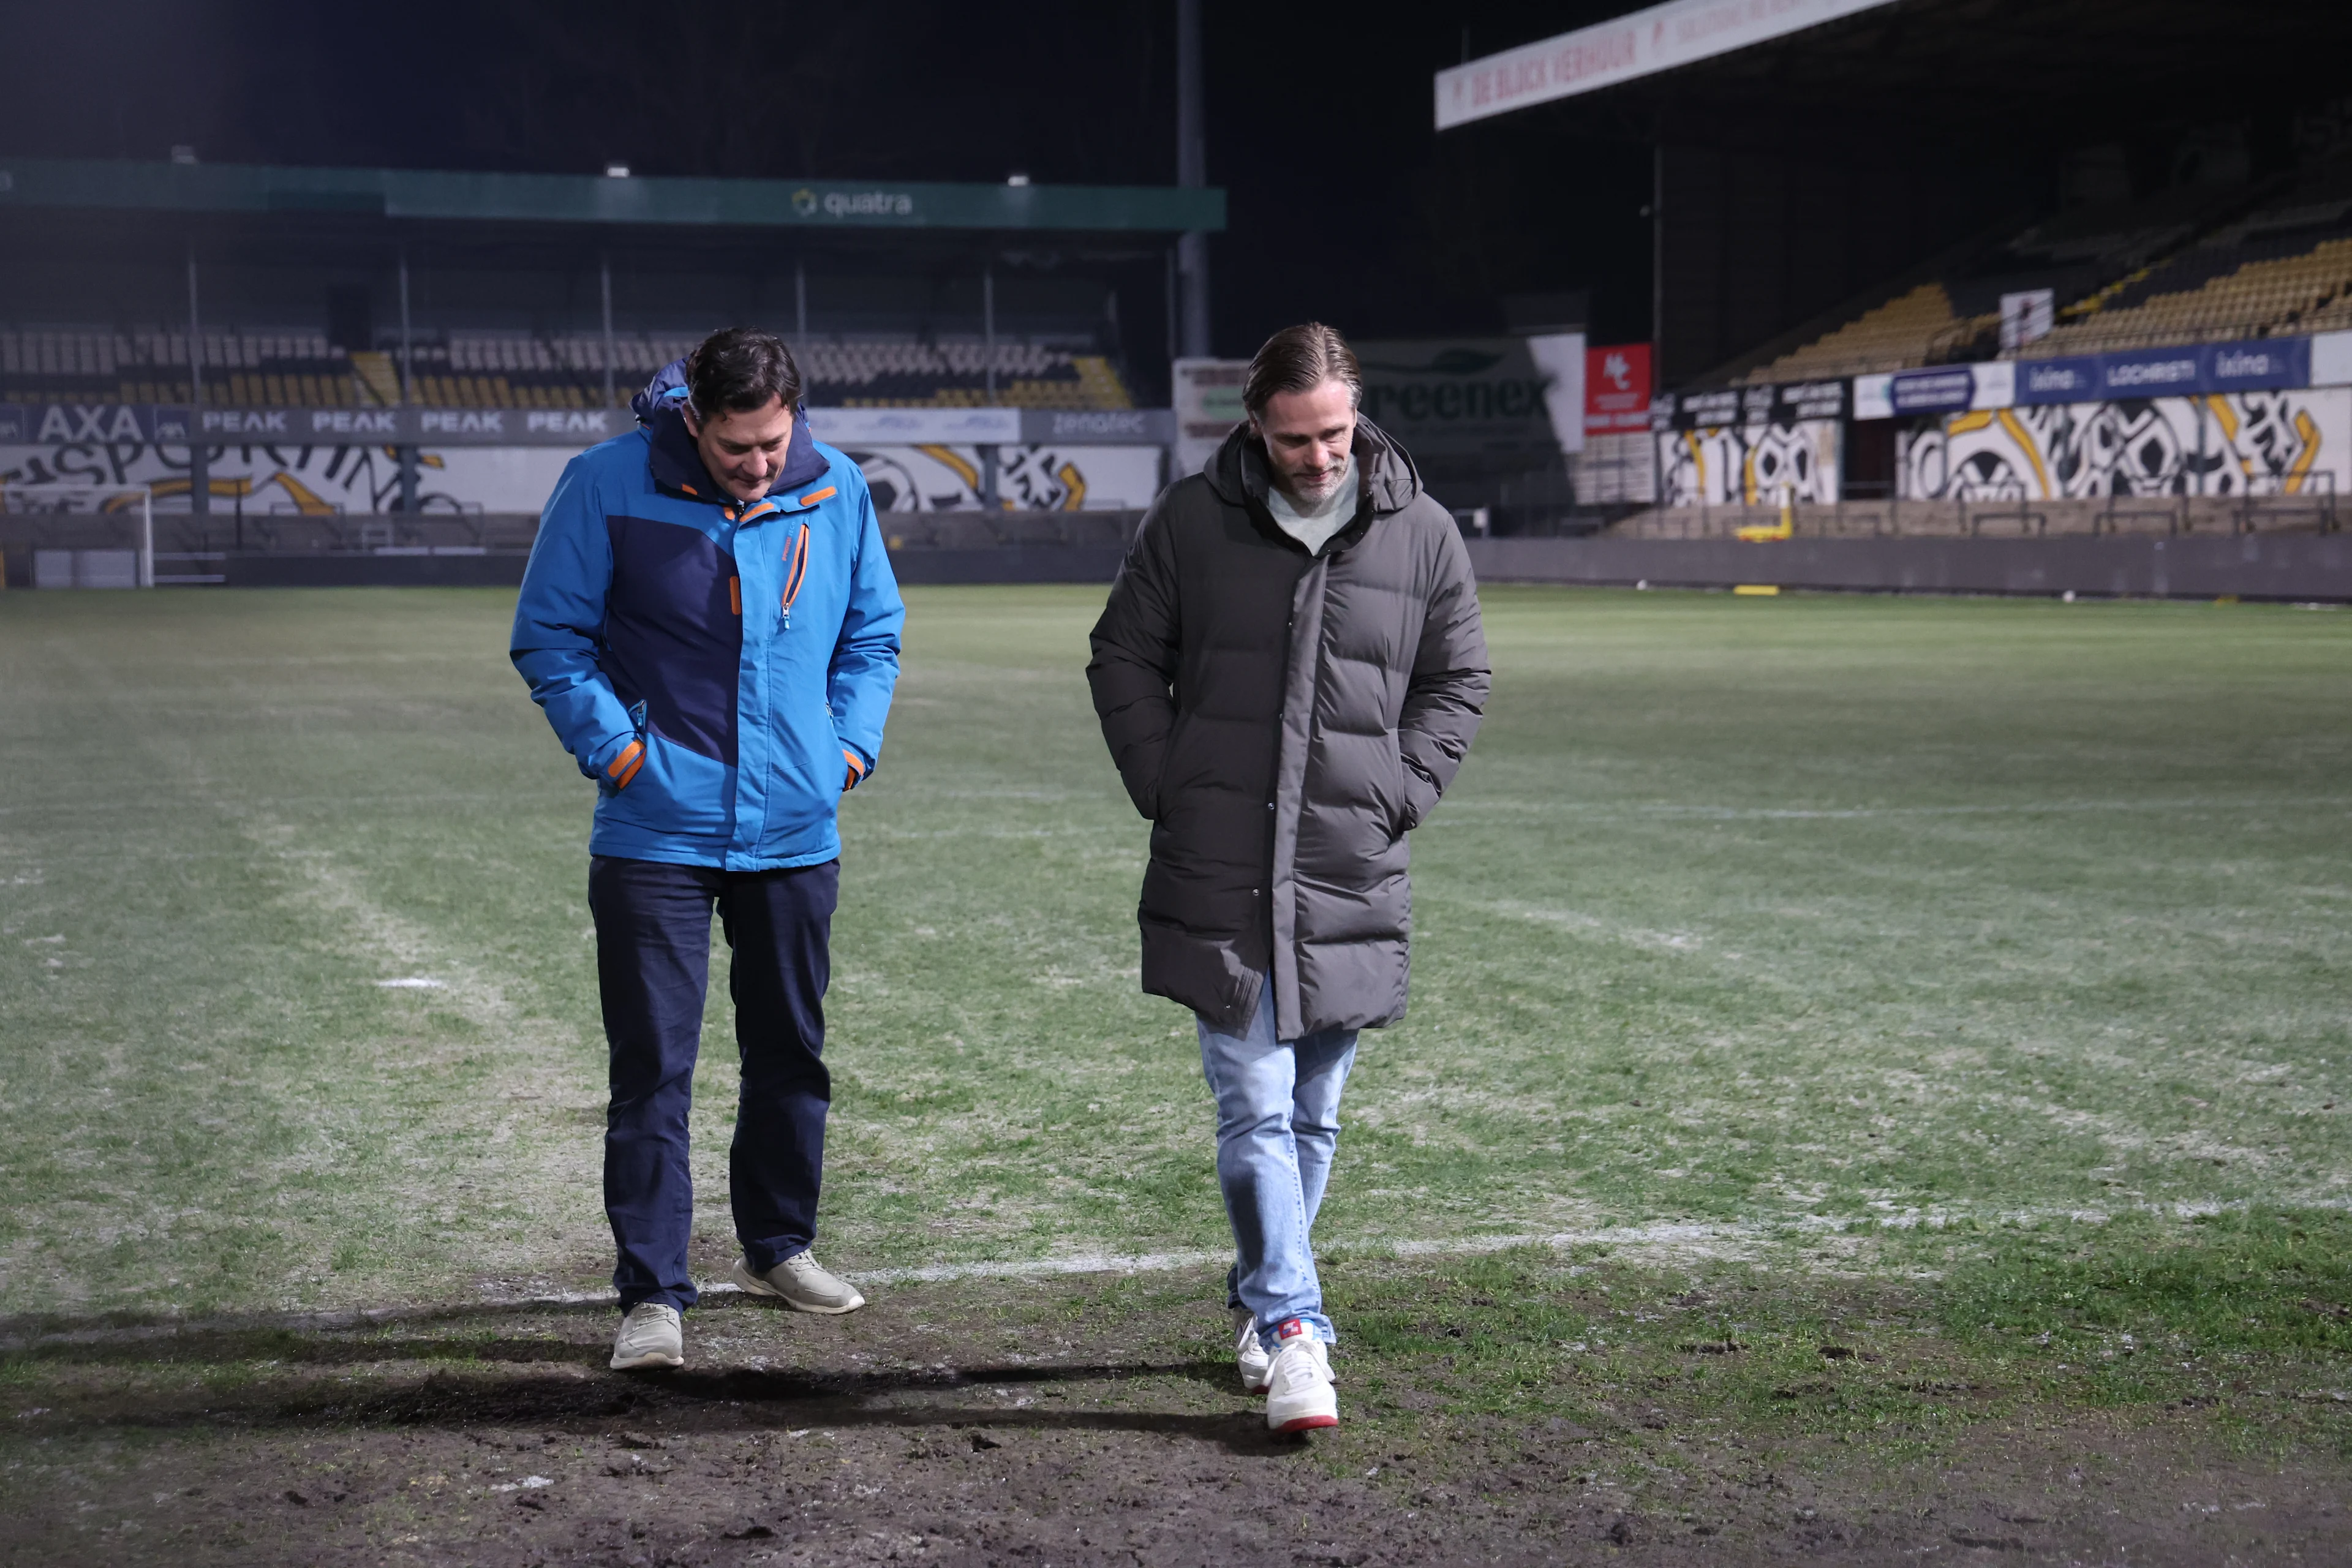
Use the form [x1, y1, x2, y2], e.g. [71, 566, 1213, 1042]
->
[511, 395, 904, 871]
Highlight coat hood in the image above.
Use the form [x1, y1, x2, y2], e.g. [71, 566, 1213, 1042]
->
[636, 356, 827, 500]
[1203, 415, 1425, 519]
[630, 356, 693, 426]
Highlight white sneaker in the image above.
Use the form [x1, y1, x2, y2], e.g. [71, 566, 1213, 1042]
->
[1264, 1321, 1338, 1433]
[731, 1253, 867, 1314]
[610, 1303, 684, 1370]
[1234, 1308, 1272, 1392]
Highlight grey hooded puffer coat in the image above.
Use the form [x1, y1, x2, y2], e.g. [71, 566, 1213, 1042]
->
[1086, 418, 1490, 1039]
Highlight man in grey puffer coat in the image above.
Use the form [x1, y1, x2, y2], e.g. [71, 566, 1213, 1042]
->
[1087, 323, 1489, 1431]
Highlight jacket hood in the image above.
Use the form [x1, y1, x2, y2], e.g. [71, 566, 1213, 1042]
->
[630, 356, 692, 426]
[637, 357, 828, 501]
[1204, 415, 1424, 518]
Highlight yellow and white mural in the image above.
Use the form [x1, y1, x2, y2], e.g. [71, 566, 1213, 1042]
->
[1899, 388, 2350, 500]
[849, 443, 1161, 513]
[0, 442, 1164, 515]
[1654, 418, 1841, 507]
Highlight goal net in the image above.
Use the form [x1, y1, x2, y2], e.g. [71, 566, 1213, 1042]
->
[0, 484, 154, 589]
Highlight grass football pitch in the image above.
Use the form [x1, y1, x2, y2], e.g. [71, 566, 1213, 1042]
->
[1, 582, 2349, 1562]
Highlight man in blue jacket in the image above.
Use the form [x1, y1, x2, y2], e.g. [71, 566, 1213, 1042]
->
[512, 327, 904, 1371]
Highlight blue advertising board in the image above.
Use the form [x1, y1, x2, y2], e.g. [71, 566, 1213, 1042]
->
[2011, 339, 2312, 405]
[1888, 368, 1974, 415]
[2098, 347, 2204, 396]
[2205, 336, 2309, 391]
[2014, 356, 2101, 404]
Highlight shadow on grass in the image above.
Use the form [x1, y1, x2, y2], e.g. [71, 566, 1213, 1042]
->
[0, 1289, 630, 1351]
[5, 1352, 1297, 1455]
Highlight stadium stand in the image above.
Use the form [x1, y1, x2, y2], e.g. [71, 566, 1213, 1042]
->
[1729, 189, 2237, 385]
[0, 325, 1136, 411]
[2022, 238, 2352, 355]
[431, 334, 1131, 410]
[1729, 160, 2352, 385]
[1738, 281, 1982, 384]
[796, 339, 1131, 409]
[2018, 166, 2352, 355]
[0, 329, 358, 407]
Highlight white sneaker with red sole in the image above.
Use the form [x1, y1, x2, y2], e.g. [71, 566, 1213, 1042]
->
[1264, 1319, 1338, 1432]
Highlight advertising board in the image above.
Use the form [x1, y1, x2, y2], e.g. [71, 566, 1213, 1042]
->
[1585, 343, 1654, 435]
[1172, 358, 1249, 477]
[1354, 339, 1564, 455]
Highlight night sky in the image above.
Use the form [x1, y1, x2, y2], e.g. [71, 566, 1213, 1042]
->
[0, 0, 1654, 352]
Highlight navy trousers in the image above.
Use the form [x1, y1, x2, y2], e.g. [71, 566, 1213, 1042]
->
[588, 854, 840, 1311]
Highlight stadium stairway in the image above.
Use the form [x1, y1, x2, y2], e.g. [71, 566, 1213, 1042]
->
[348, 351, 400, 407]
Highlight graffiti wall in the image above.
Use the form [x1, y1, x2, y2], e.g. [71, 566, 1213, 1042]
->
[1653, 418, 1841, 507]
[0, 442, 1164, 514]
[1898, 387, 2352, 499]
[0, 441, 555, 514]
[848, 444, 1161, 513]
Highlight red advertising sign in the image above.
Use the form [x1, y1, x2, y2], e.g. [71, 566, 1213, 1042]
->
[1585, 343, 1653, 434]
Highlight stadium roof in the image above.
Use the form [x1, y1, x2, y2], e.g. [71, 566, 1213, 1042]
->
[1436, 0, 1896, 129]
[1436, 0, 2352, 140]
[0, 157, 1225, 234]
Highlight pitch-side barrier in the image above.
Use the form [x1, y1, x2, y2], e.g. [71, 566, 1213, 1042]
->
[1465, 532, 2352, 601]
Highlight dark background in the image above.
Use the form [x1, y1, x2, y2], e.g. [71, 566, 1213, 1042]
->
[0, 0, 1656, 353]
[11, 1, 2348, 385]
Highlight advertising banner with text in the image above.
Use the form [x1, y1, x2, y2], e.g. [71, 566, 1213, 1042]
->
[1172, 359, 1250, 477]
[1435, 0, 1899, 129]
[0, 402, 1177, 451]
[2, 440, 1164, 515]
[1585, 343, 1654, 435]
[1653, 378, 1844, 431]
[1355, 339, 1564, 455]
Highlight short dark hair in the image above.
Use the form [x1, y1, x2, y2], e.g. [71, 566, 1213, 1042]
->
[1242, 322, 1362, 419]
[684, 326, 803, 420]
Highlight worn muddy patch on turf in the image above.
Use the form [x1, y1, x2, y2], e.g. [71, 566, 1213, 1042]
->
[4, 1240, 2348, 1565]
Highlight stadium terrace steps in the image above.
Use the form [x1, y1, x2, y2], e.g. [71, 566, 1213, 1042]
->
[347, 351, 400, 407]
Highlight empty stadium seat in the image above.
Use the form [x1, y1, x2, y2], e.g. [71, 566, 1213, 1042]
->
[2, 325, 1136, 413]
[0, 327, 360, 407]
[1742, 283, 1991, 383]
[789, 339, 1132, 409]
[2022, 235, 2352, 356]
[1709, 164, 2352, 388]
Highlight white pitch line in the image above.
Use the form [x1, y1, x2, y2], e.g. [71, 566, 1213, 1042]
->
[10, 1195, 2348, 1352]
[858, 1248, 1229, 1284]
[1435, 796, 2352, 823]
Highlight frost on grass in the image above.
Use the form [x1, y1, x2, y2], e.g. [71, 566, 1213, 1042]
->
[9, 588, 2350, 1320]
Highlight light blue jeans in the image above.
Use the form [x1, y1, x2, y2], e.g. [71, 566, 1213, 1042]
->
[1198, 974, 1358, 1352]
